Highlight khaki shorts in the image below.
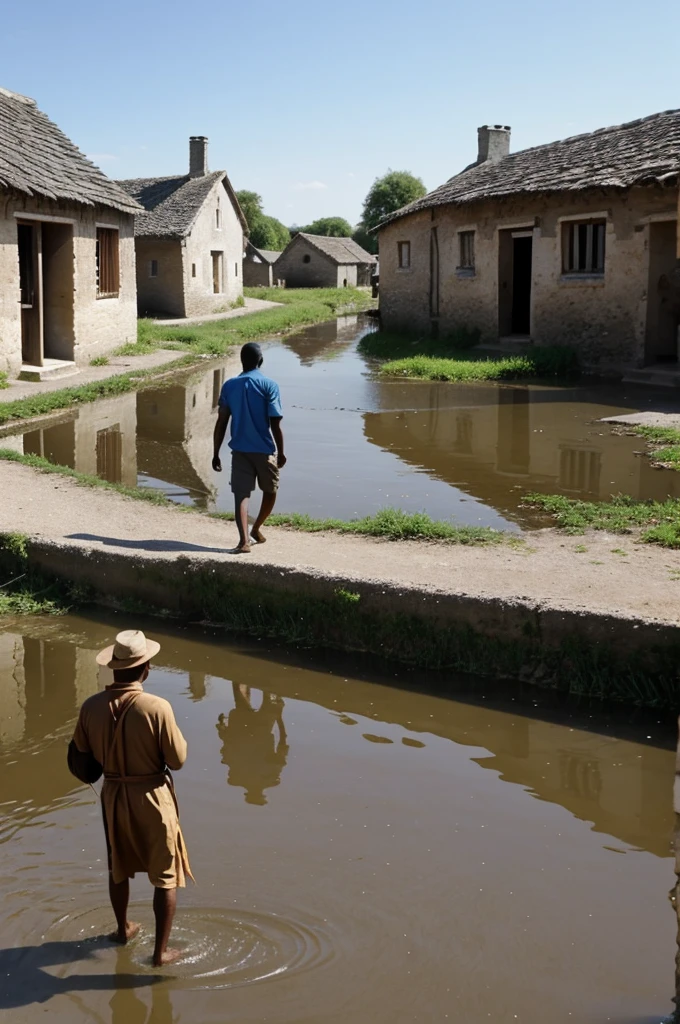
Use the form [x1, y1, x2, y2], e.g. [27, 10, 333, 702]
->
[230, 451, 280, 496]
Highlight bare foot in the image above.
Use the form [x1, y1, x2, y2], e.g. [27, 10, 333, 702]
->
[153, 947, 183, 967]
[108, 921, 141, 944]
[250, 528, 266, 544]
[230, 543, 251, 554]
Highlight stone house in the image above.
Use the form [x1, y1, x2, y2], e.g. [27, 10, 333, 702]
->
[243, 240, 281, 287]
[274, 233, 376, 288]
[118, 138, 247, 318]
[378, 112, 680, 372]
[0, 87, 141, 380]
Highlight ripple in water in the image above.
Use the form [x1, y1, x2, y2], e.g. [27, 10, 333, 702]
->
[44, 904, 334, 989]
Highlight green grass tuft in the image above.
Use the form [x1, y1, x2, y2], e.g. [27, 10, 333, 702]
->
[626, 424, 680, 471]
[379, 349, 579, 383]
[525, 492, 680, 545]
[0, 372, 8, 390]
[89, 355, 110, 367]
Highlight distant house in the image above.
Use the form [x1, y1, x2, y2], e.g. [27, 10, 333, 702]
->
[378, 113, 680, 372]
[117, 138, 247, 318]
[274, 233, 376, 288]
[243, 240, 281, 287]
[0, 86, 141, 379]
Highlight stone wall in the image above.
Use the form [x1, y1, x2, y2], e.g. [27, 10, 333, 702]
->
[243, 257, 273, 288]
[183, 178, 244, 317]
[0, 193, 137, 375]
[378, 187, 679, 371]
[135, 239, 185, 317]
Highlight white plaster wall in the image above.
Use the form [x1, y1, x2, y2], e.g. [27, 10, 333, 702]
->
[183, 178, 244, 316]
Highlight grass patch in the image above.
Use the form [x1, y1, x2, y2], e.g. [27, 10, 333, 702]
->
[359, 327, 481, 359]
[129, 288, 374, 358]
[0, 372, 8, 390]
[525, 492, 680, 546]
[626, 424, 680, 471]
[0, 533, 82, 616]
[0, 357, 195, 427]
[89, 355, 109, 367]
[212, 507, 504, 545]
[380, 350, 579, 383]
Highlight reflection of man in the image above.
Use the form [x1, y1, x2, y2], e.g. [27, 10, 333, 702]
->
[217, 684, 289, 805]
[212, 342, 286, 554]
[68, 630, 192, 967]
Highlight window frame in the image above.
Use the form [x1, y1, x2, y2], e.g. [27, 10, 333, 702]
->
[96, 227, 120, 299]
[149, 259, 158, 278]
[397, 240, 411, 269]
[562, 219, 606, 276]
[458, 231, 475, 272]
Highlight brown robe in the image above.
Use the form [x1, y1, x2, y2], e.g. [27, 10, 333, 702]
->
[72, 681, 192, 889]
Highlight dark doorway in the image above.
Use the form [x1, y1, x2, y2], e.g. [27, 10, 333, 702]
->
[17, 220, 75, 367]
[18, 223, 41, 365]
[511, 236, 532, 334]
[645, 221, 678, 364]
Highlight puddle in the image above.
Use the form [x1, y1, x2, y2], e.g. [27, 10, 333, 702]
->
[0, 612, 677, 1022]
[3, 315, 680, 529]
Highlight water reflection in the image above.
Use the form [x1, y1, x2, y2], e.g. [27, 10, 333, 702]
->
[216, 684, 289, 805]
[3, 318, 680, 529]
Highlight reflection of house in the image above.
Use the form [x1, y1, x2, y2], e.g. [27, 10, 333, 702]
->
[0, 87, 140, 379]
[243, 241, 281, 287]
[362, 383, 680, 522]
[118, 138, 247, 318]
[12, 394, 137, 485]
[280, 315, 361, 365]
[274, 233, 376, 288]
[136, 367, 223, 507]
[378, 114, 680, 371]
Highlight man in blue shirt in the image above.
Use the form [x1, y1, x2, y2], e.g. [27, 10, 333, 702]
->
[212, 342, 286, 553]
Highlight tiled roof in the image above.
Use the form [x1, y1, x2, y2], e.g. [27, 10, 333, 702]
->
[0, 86, 141, 214]
[379, 109, 680, 227]
[292, 232, 376, 264]
[245, 240, 281, 263]
[117, 171, 248, 238]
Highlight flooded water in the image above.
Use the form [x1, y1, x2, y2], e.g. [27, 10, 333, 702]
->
[3, 315, 680, 529]
[0, 611, 678, 1023]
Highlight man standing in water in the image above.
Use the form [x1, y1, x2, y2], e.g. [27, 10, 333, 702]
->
[212, 341, 286, 553]
[68, 630, 192, 967]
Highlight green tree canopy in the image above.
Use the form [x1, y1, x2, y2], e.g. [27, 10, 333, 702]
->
[360, 170, 427, 235]
[235, 190, 290, 252]
[299, 216, 354, 238]
[352, 223, 376, 255]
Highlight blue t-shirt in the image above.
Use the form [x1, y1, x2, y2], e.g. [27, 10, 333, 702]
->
[219, 369, 283, 454]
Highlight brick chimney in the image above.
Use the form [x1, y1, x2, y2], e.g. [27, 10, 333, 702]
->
[189, 136, 208, 178]
[477, 125, 511, 165]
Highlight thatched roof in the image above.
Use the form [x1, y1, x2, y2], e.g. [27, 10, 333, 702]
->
[0, 86, 141, 214]
[117, 171, 248, 238]
[379, 109, 680, 228]
[289, 233, 376, 264]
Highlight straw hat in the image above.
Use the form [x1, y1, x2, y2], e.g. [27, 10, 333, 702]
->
[96, 629, 161, 669]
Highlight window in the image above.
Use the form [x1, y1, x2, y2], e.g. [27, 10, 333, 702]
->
[192, 263, 196, 278]
[235, 262, 238, 277]
[149, 259, 158, 278]
[458, 231, 475, 270]
[563, 220, 606, 275]
[398, 241, 411, 269]
[303, 254, 311, 264]
[96, 425, 122, 483]
[96, 228, 120, 297]
[216, 209, 221, 229]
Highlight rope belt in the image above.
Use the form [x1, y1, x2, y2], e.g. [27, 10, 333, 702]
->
[103, 772, 168, 785]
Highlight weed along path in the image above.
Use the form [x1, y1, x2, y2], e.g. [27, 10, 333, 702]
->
[1, 459, 679, 705]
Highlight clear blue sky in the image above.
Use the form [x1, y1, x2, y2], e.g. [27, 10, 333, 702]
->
[4, 0, 679, 228]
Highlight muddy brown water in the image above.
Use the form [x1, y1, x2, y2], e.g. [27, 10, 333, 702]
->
[3, 316, 680, 531]
[0, 611, 677, 1023]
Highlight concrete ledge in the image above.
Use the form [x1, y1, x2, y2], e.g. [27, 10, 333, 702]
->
[13, 536, 680, 706]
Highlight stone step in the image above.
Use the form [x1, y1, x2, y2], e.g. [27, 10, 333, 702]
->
[622, 367, 680, 388]
[19, 359, 79, 383]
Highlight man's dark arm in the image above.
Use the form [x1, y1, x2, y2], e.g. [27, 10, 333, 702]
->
[213, 407, 231, 472]
[270, 417, 286, 468]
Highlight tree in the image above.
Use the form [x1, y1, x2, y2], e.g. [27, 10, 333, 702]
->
[352, 223, 376, 255]
[300, 216, 354, 238]
[356, 170, 427, 253]
[235, 190, 290, 252]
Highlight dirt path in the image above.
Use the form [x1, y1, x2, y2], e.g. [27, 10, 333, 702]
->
[0, 350, 182, 404]
[153, 296, 282, 327]
[0, 461, 677, 625]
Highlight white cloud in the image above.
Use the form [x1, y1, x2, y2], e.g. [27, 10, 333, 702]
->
[293, 180, 328, 191]
[88, 153, 118, 164]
